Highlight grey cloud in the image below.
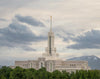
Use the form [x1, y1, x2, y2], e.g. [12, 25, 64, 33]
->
[15, 15, 45, 27]
[0, 0, 36, 8]
[54, 26, 74, 40]
[0, 18, 7, 21]
[56, 30, 74, 42]
[22, 46, 36, 51]
[0, 22, 46, 51]
[68, 29, 100, 49]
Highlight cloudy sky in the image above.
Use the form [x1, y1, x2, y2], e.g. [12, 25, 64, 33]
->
[0, 0, 100, 66]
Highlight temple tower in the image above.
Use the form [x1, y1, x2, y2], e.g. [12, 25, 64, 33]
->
[42, 16, 59, 60]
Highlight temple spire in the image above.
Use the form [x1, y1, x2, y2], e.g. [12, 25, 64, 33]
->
[50, 16, 52, 32]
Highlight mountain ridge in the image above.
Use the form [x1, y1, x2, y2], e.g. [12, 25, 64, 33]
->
[68, 55, 100, 70]
[0, 65, 2, 68]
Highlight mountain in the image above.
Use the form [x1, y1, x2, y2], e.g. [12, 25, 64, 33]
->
[0, 65, 2, 68]
[68, 55, 100, 70]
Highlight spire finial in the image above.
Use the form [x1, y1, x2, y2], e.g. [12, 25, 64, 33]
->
[50, 16, 52, 32]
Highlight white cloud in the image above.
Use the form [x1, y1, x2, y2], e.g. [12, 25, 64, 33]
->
[0, 0, 100, 65]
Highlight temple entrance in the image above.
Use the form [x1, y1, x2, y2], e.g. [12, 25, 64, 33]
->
[39, 61, 44, 68]
[41, 62, 43, 68]
[49, 62, 53, 72]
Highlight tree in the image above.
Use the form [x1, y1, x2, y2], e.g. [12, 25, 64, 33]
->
[25, 68, 36, 79]
[0, 66, 12, 79]
[0, 75, 6, 79]
[0, 66, 100, 79]
[9, 66, 25, 79]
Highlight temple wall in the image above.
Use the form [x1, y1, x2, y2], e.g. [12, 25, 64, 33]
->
[12, 58, 90, 72]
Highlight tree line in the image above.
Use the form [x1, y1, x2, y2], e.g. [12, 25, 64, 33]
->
[0, 66, 100, 79]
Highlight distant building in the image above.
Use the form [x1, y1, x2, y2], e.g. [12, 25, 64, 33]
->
[11, 16, 90, 72]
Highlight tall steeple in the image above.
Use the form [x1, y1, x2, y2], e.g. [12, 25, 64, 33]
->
[50, 16, 52, 32]
[42, 16, 59, 59]
[49, 16, 53, 56]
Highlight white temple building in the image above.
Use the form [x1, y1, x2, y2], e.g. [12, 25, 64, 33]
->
[11, 16, 90, 72]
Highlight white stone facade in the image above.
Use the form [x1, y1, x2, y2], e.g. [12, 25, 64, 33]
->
[11, 16, 91, 72]
[13, 58, 90, 72]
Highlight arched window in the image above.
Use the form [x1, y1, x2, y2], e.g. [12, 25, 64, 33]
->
[41, 62, 43, 68]
[31, 63, 32, 68]
[50, 63, 52, 72]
